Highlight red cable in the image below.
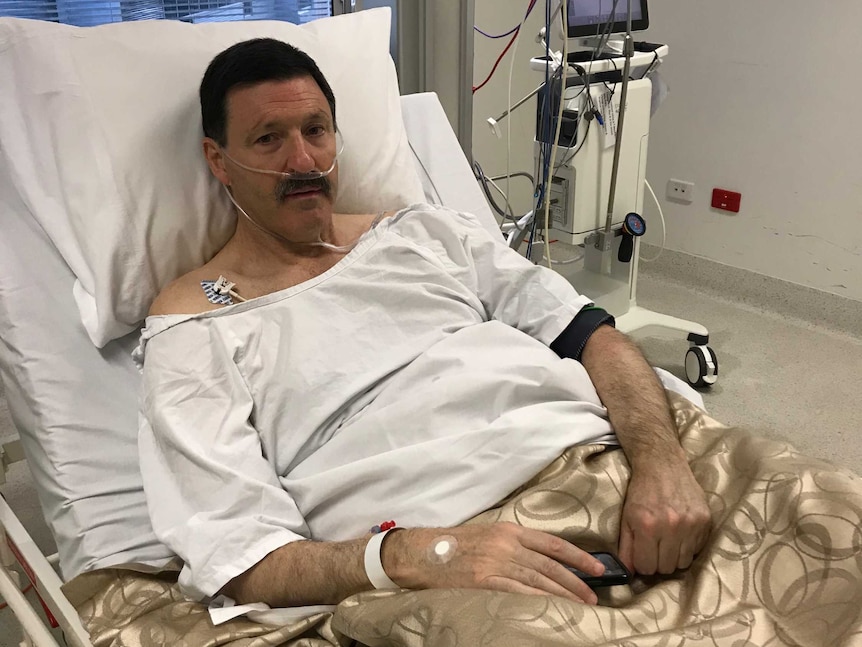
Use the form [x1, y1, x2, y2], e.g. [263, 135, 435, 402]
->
[473, 0, 538, 94]
[473, 29, 520, 94]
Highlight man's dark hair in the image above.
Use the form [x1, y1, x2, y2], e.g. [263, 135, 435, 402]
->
[200, 38, 337, 147]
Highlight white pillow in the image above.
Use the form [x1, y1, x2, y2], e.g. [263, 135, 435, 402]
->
[0, 9, 425, 347]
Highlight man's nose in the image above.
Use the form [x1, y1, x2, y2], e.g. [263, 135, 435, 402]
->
[282, 134, 317, 174]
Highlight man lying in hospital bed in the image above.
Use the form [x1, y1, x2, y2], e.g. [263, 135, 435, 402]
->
[0, 8, 861, 647]
[137, 36, 711, 611]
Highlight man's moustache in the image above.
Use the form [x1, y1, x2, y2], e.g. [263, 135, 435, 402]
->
[275, 176, 332, 202]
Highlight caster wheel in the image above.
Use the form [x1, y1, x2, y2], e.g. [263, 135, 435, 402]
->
[685, 345, 718, 388]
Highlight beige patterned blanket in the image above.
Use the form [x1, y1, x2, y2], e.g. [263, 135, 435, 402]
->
[64, 393, 862, 646]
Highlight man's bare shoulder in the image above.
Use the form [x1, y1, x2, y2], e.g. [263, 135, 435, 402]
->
[335, 209, 398, 239]
[149, 268, 225, 317]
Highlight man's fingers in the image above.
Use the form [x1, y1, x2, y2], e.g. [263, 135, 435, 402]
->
[617, 524, 635, 574]
[626, 515, 660, 575]
[626, 513, 711, 574]
[518, 528, 605, 576]
[495, 527, 601, 603]
[633, 539, 659, 575]
[492, 565, 596, 605]
[678, 525, 710, 570]
[676, 538, 696, 571]
[483, 575, 571, 601]
[696, 521, 713, 553]
[513, 552, 599, 605]
[658, 536, 681, 574]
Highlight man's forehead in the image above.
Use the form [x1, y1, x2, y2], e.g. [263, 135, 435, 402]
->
[226, 77, 332, 124]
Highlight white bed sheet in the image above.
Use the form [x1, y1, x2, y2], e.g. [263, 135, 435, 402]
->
[0, 145, 174, 579]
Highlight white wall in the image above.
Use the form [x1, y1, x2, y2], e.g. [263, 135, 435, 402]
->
[427, 0, 472, 143]
[472, 0, 862, 303]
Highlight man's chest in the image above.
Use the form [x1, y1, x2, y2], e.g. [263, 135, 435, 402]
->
[233, 259, 341, 300]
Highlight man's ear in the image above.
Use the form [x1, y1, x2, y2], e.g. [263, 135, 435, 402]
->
[203, 137, 230, 187]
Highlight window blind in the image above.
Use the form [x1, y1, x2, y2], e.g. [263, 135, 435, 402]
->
[0, 0, 331, 26]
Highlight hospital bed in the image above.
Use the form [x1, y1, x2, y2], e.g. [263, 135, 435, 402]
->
[3, 11, 551, 638]
[0, 80, 560, 642]
[4, 83, 502, 647]
[1, 10, 861, 647]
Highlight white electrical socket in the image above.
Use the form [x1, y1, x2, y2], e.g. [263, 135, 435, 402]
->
[667, 179, 695, 204]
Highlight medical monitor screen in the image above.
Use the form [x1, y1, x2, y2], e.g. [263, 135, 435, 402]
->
[565, 0, 649, 39]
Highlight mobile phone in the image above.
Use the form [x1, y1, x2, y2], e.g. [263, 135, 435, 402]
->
[565, 552, 631, 588]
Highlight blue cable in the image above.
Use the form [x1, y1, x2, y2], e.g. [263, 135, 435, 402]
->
[473, 25, 520, 39]
[474, 0, 538, 40]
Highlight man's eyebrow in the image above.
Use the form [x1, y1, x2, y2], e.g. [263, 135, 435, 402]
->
[306, 110, 333, 124]
[249, 111, 333, 134]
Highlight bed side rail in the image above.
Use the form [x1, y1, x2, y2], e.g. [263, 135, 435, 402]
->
[0, 439, 25, 485]
[1, 489, 94, 647]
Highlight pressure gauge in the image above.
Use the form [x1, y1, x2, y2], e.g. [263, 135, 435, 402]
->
[618, 213, 646, 263]
[623, 212, 646, 237]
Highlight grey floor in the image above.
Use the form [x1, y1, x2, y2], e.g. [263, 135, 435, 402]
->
[1, 269, 861, 645]
[634, 270, 862, 472]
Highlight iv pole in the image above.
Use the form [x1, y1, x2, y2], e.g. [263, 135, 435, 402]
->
[595, 0, 634, 254]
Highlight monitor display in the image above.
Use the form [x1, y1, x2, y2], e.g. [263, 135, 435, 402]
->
[565, 0, 649, 38]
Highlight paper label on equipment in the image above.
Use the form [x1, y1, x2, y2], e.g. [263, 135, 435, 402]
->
[598, 90, 618, 149]
[551, 203, 566, 227]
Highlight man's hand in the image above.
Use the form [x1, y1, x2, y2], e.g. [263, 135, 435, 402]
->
[618, 458, 712, 575]
[579, 325, 713, 576]
[383, 522, 606, 605]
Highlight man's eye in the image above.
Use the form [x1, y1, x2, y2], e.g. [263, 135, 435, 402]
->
[307, 126, 326, 137]
[256, 133, 277, 145]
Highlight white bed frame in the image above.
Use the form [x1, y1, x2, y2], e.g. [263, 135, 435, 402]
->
[1, 486, 93, 647]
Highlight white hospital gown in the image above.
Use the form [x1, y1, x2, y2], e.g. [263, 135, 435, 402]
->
[137, 204, 617, 601]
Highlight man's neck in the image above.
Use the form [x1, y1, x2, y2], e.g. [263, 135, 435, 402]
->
[224, 217, 342, 276]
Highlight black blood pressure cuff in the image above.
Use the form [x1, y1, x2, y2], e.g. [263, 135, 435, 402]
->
[549, 306, 615, 362]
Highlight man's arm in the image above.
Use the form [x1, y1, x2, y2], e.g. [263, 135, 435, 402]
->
[580, 325, 712, 575]
[221, 536, 369, 605]
[223, 523, 607, 607]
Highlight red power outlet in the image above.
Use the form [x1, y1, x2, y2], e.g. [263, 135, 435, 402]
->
[712, 188, 742, 213]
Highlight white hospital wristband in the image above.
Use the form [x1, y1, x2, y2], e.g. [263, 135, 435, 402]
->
[364, 528, 402, 589]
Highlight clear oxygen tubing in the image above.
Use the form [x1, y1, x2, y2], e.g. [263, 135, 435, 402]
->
[220, 132, 356, 253]
[223, 187, 357, 254]
[220, 130, 345, 181]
